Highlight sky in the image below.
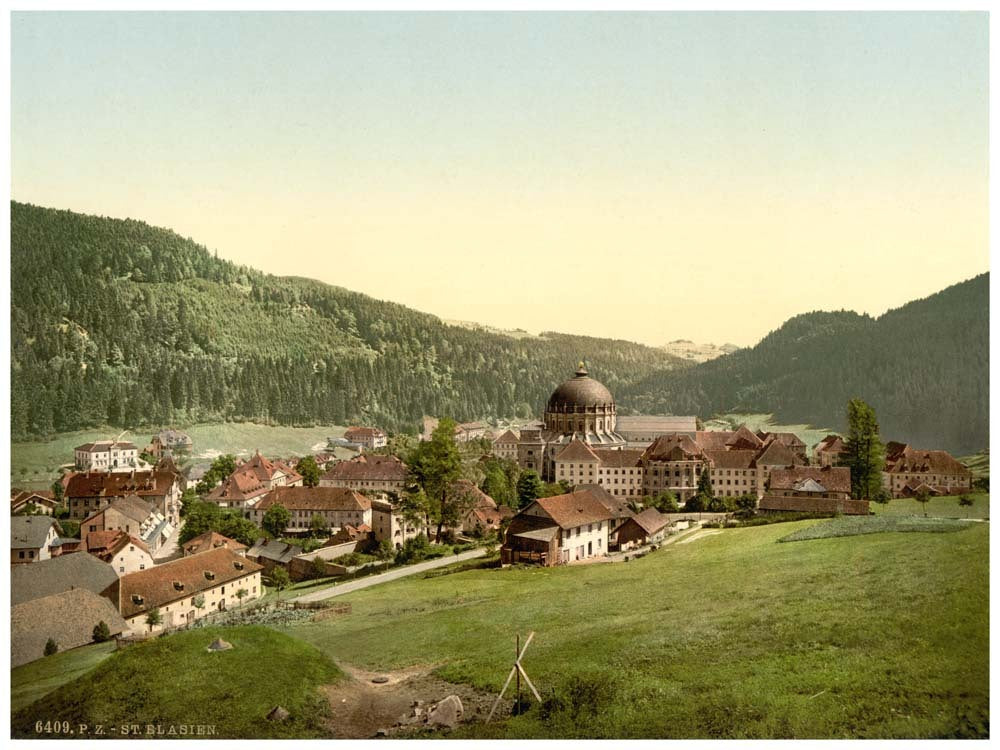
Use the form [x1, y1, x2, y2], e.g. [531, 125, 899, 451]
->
[10, 11, 989, 348]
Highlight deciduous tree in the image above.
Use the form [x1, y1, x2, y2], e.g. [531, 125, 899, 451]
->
[262, 503, 291, 538]
[296, 455, 321, 488]
[843, 398, 886, 500]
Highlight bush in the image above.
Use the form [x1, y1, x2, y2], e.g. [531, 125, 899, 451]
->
[394, 534, 431, 565]
[92, 620, 111, 643]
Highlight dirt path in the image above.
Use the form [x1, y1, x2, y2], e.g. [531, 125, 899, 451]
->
[678, 529, 723, 545]
[321, 661, 503, 738]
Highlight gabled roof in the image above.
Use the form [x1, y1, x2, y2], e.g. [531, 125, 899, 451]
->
[247, 537, 302, 564]
[529, 490, 613, 529]
[493, 429, 520, 444]
[572, 484, 634, 520]
[694, 431, 736, 451]
[11, 490, 58, 512]
[83, 529, 152, 561]
[615, 415, 698, 434]
[768, 466, 851, 494]
[119, 547, 263, 618]
[451, 479, 496, 509]
[344, 426, 386, 439]
[884, 445, 972, 476]
[627, 507, 670, 536]
[74, 440, 138, 453]
[10, 515, 61, 549]
[814, 434, 846, 453]
[592, 448, 644, 468]
[66, 470, 177, 499]
[11, 553, 119, 606]
[726, 425, 764, 450]
[256, 486, 371, 513]
[769, 432, 807, 449]
[703, 449, 757, 470]
[754, 440, 802, 467]
[181, 531, 248, 556]
[642, 434, 705, 462]
[555, 438, 601, 463]
[322, 454, 409, 482]
[12, 588, 129, 668]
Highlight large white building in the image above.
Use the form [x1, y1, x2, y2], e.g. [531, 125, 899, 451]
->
[74, 440, 143, 471]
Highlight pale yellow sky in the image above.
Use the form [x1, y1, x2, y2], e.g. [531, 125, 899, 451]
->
[12, 12, 989, 347]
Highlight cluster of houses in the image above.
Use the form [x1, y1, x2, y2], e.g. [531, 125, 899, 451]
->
[9, 382, 979, 665]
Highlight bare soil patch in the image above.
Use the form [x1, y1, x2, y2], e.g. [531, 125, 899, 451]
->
[321, 662, 505, 738]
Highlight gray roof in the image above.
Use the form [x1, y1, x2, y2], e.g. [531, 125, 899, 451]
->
[11, 553, 119, 606]
[246, 537, 303, 564]
[512, 526, 560, 542]
[11, 588, 128, 668]
[10, 515, 61, 550]
[617, 415, 698, 434]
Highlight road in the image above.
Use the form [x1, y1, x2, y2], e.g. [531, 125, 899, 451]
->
[292, 548, 488, 603]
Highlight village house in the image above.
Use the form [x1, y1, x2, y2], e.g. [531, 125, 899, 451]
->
[10, 489, 60, 515]
[181, 530, 248, 557]
[758, 466, 867, 515]
[492, 429, 520, 461]
[246, 538, 303, 575]
[571, 484, 635, 551]
[83, 529, 155, 576]
[79, 495, 174, 553]
[320, 453, 408, 496]
[882, 442, 975, 498]
[422, 416, 489, 443]
[145, 429, 193, 458]
[343, 426, 388, 451]
[813, 434, 848, 467]
[73, 440, 142, 471]
[65, 469, 182, 524]
[250, 486, 373, 536]
[205, 452, 303, 512]
[11, 515, 64, 564]
[118, 547, 264, 634]
[616, 507, 671, 550]
[12, 588, 129, 668]
[501, 489, 613, 566]
[370, 498, 425, 548]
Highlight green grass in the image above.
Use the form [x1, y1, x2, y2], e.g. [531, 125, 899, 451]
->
[873, 493, 989, 520]
[958, 450, 989, 478]
[282, 520, 988, 739]
[10, 626, 343, 739]
[11, 641, 117, 713]
[11, 422, 350, 489]
[779, 514, 971, 542]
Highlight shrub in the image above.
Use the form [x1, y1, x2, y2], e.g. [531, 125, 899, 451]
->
[395, 534, 431, 565]
[92, 620, 111, 643]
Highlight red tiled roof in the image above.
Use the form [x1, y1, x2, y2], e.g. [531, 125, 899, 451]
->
[531, 490, 614, 529]
[628, 507, 670, 536]
[814, 435, 846, 453]
[555, 439, 601, 463]
[119, 547, 263, 618]
[726, 425, 764, 450]
[493, 429, 520, 444]
[181, 531, 248, 556]
[66, 471, 177, 499]
[84, 529, 151, 561]
[256, 486, 371, 512]
[704, 449, 757, 470]
[884, 446, 972, 476]
[754, 440, 803, 467]
[694, 431, 736, 451]
[642, 434, 705, 462]
[592, 448, 644, 468]
[322, 454, 408, 482]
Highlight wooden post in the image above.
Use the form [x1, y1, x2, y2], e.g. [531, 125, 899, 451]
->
[515, 633, 521, 714]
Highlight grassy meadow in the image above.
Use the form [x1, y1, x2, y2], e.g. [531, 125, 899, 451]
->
[282, 519, 989, 739]
[873, 493, 989, 520]
[10, 626, 343, 739]
[11, 641, 117, 713]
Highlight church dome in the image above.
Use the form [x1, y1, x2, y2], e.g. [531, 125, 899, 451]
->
[546, 364, 615, 411]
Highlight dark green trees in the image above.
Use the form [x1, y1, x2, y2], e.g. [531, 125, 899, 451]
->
[843, 398, 886, 500]
[296, 456, 321, 488]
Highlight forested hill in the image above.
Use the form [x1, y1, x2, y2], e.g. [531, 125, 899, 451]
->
[10, 202, 689, 440]
[619, 273, 989, 455]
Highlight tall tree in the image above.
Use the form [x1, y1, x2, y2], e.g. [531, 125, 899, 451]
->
[843, 398, 886, 500]
[262, 503, 291, 538]
[407, 417, 466, 542]
[296, 455, 321, 488]
[516, 470, 544, 508]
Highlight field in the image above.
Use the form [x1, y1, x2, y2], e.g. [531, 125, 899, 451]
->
[10, 422, 349, 489]
[11, 641, 116, 713]
[779, 514, 972, 542]
[958, 450, 989, 478]
[873, 493, 989, 520]
[10, 626, 343, 739]
[282, 519, 989, 739]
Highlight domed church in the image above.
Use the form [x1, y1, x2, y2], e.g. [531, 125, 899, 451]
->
[516, 363, 626, 480]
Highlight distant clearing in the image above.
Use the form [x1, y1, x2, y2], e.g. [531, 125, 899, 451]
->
[779, 514, 973, 543]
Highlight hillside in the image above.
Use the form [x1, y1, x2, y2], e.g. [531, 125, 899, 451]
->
[10, 202, 688, 440]
[660, 339, 741, 363]
[621, 274, 989, 455]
